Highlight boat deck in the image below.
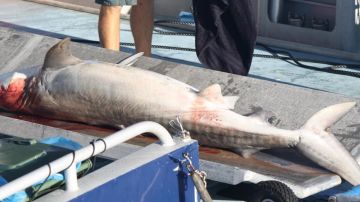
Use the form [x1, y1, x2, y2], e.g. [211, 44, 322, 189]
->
[1, 0, 360, 201]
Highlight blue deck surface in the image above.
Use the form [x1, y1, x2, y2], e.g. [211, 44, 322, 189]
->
[1, 0, 360, 99]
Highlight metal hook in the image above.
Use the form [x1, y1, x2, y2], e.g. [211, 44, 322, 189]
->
[169, 116, 191, 140]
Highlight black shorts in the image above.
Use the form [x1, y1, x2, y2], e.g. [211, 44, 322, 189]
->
[192, 0, 258, 75]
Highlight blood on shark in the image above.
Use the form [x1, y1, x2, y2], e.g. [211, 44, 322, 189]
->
[0, 72, 27, 110]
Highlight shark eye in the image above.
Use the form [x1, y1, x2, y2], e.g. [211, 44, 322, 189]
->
[268, 116, 280, 126]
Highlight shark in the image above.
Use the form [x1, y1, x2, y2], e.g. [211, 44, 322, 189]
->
[1, 38, 359, 185]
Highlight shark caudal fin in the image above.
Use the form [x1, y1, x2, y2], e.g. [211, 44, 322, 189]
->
[297, 102, 360, 185]
[302, 102, 356, 131]
[43, 38, 81, 70]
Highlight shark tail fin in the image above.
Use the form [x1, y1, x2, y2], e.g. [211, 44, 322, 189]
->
[303, 102, 356, 131]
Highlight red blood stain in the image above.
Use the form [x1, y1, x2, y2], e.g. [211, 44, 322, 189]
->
[0, 78, 26, 110]
[199, 147, 221, 154]
[190, 97, 223, 128]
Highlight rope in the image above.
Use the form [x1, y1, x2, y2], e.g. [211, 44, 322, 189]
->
[29, 164, 52, 201]
[64, 151, 76, 170]
[88, 138, 107, 171]
[28, 138, 107, 200]
[121, 42, 196, 52]
[256, 43, 360, 78]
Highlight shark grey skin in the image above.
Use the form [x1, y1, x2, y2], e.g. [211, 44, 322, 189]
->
[1, 39, 360, 185]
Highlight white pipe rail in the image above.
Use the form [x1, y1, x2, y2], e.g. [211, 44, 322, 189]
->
[0, 121, 175, 200]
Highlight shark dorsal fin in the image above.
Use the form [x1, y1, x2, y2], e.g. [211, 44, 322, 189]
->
[200, 84, 222, 101]
[199, 84, 239, 109]
[303, 102, 356, 130]
[42, 38, 81, 70]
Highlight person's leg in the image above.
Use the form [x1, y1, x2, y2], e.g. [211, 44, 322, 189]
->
[130, 0, 154, 56]
[98, 5, 121, 51]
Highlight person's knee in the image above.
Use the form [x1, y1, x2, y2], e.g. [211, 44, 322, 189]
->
[99, 5, 121, 17]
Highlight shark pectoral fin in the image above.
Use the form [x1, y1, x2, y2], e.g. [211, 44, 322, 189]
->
[200, 84, 238, 109]
[232, 148, 260, 158]
[43, 38, 82, 70]
[303, 102, 356, 130]
[117, 52, 144, 66]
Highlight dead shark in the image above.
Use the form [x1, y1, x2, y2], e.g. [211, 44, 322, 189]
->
[1, 38, 360, 185]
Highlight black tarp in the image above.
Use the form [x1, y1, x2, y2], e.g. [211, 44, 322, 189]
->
[192, 0, 258, 75]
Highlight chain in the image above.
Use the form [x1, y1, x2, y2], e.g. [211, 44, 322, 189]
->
[154, 28, 195, 36]
[183, 153, 207, 188]
[170, 152, 212, 201]
[121, 42, 196, 52]
[154, 19, 195, 25]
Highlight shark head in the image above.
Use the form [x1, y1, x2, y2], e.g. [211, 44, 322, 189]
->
[0, 71, 27, 111]
[0, 38, 80, 111]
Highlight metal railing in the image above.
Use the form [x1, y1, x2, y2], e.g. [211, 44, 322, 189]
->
[0, 121, 175, 200]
